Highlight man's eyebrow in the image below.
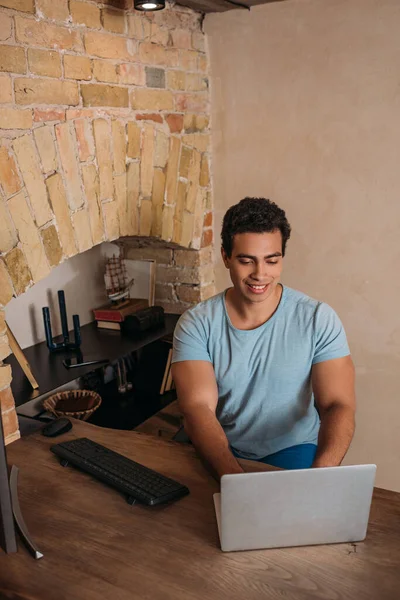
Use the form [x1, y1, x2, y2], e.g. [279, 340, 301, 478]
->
[236, 252, 282, 259]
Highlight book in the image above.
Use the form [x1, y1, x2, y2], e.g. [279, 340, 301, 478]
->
[125, 259, 156, 307]
[97, 321, 121, 331]
[93, 298, 148, 323]
[160, 348, 173, 395]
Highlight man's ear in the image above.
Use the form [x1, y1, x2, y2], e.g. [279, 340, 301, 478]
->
[221, 246, 230, 269]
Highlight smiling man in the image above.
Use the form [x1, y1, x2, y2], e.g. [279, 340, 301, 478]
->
[171, 197, 355, 479]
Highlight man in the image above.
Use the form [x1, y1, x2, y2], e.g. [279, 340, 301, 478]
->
[171, 197, 355, 478]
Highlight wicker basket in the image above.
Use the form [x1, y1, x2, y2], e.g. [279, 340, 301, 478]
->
[43, 390, 102, 421]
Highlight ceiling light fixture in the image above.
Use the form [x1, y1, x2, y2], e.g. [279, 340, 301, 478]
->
[134, 0, 165, 10]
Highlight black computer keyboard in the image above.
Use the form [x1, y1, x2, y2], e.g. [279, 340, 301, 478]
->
[50, 438, 190, 506]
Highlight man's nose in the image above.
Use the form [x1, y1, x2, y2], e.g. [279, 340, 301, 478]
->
[251, 262, 266, 280]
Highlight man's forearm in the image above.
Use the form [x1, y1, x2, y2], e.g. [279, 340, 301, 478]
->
[313, 404, 355, 467]
[181, 406, 244, 480]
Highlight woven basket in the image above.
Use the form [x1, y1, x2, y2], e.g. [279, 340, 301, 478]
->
[43, 390, 102, 421]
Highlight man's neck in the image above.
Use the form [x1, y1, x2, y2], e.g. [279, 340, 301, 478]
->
[225, 284, 283, 330]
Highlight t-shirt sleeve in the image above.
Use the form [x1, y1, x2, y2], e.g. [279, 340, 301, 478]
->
[312, 302, 350, 364]
[172, 310, 212, 364]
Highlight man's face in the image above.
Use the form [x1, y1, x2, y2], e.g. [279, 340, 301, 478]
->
[221, 231, 284, 304]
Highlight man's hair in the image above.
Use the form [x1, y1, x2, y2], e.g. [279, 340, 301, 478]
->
[221, 197, 291, 258]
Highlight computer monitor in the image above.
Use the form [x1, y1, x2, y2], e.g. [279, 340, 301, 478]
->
[0, 416, 17, 554]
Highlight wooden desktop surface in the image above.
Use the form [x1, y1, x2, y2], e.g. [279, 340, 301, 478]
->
[1, 420, 399, 600]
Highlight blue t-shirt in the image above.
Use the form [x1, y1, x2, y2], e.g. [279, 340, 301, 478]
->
[172, 285, 350, 460]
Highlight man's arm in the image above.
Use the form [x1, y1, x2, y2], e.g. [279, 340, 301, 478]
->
[311, 355, 356, 468]
[171, 360, 244, 480]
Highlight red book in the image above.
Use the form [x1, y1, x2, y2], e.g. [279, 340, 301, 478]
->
[93, 299, 148, 323]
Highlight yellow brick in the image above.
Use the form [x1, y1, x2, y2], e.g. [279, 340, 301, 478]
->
[0, 196, 17, 253]
[101, 8, 125, 34]
[139, 42, 178, 68]
[93, 119, 113, 201]
[0, 146, 21, 196]
[112, 173, 125, 235]
[8, 190, 50, 283]
[92, 59, 119, 84]
[126, 161, 139, 236]
[130, 88, 173, 111]
[179, 146, 192, 179]
[171, 29, 191, 50]
[28, 48, 61, 78]
[161, 205, 174, 242]
[5, 247, 32, 294]
[179, 49, 198, 71]
[0, 258, 13, 305]
[111, 120, 126, 176]
[127, 14, 151, 40]
[0, 14, 12, 42]
[74, 119, 94, 162]
[15, 78, 79, 106]
[71, 209, 92, 253]
[165, 136, 181, 205]
[172, 179, 187, 244]
[193, 187, 206, 248]
[13, 134, 52, 226]
[198, 54, 208, 73]
[181, 211, 194, 248]
[192, 32, 205, 53]
[15, 16, 83, 52]
[200, 155, 210, 187]
[102, 200, 120, 240]
[127, 121, 140, 159]
[36, 0, 69, 22]
[186, 149, 201, 213]
[118, 63, 144, 85]
[45, 173, 77, 257]
[84, 31, 132, 61]
[70, 0, 101, 29]
[151, 168, 165, 238]
[0, 45, 26, 74]
[182, 133, 210, 153]
[0, 74, 12, 103]
[186, 73, 207, 92]
[81, 84, 128, 108]
[0, 1, 34, 13]
[167, 70, 186, 91]
[154, 130, 169, 169]
[64, 55, 91, 80]
[0, 107, 32, 129]
[55, 122, 84, 210]
[150, 23, 169, 46]
[41, 224, 62, 267]
[33, 125, 57, 172]
[139, 199, 152, 237]
[81, 164, 103, 245]
[140, 123, 154, 198]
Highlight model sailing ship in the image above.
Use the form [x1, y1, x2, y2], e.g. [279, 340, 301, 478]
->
[104, 252, 133, 305]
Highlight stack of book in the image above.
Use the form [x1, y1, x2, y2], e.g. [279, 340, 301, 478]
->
[93, 298, 149, 330]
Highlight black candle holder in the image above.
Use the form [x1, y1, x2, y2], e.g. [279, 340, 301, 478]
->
[42, 290, 81, 352]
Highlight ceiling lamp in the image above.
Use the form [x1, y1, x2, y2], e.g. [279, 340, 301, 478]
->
[134, 0, 165, 10]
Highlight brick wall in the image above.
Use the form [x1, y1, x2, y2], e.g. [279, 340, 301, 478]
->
[0, 0, 215, 444]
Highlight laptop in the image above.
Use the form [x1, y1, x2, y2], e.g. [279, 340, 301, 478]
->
[213, 464, 376, 552]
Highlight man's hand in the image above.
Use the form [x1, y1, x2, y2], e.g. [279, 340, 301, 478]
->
[311, 355, 356, 468]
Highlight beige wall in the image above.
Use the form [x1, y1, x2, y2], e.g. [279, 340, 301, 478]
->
[205, 0, 400, 491]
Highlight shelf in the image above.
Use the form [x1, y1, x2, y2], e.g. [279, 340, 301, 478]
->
[5, 315, 180, 409]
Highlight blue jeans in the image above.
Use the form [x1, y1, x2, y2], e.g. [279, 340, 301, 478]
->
[232, 443, 317, 470]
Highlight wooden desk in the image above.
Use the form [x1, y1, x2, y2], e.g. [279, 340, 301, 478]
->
[1, 421, 399, 600]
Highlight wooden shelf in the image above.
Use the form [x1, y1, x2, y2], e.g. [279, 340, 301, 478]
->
[5, 315, 180, 409]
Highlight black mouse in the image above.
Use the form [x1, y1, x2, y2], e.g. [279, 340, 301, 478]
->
[41, 417, 72, 437]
